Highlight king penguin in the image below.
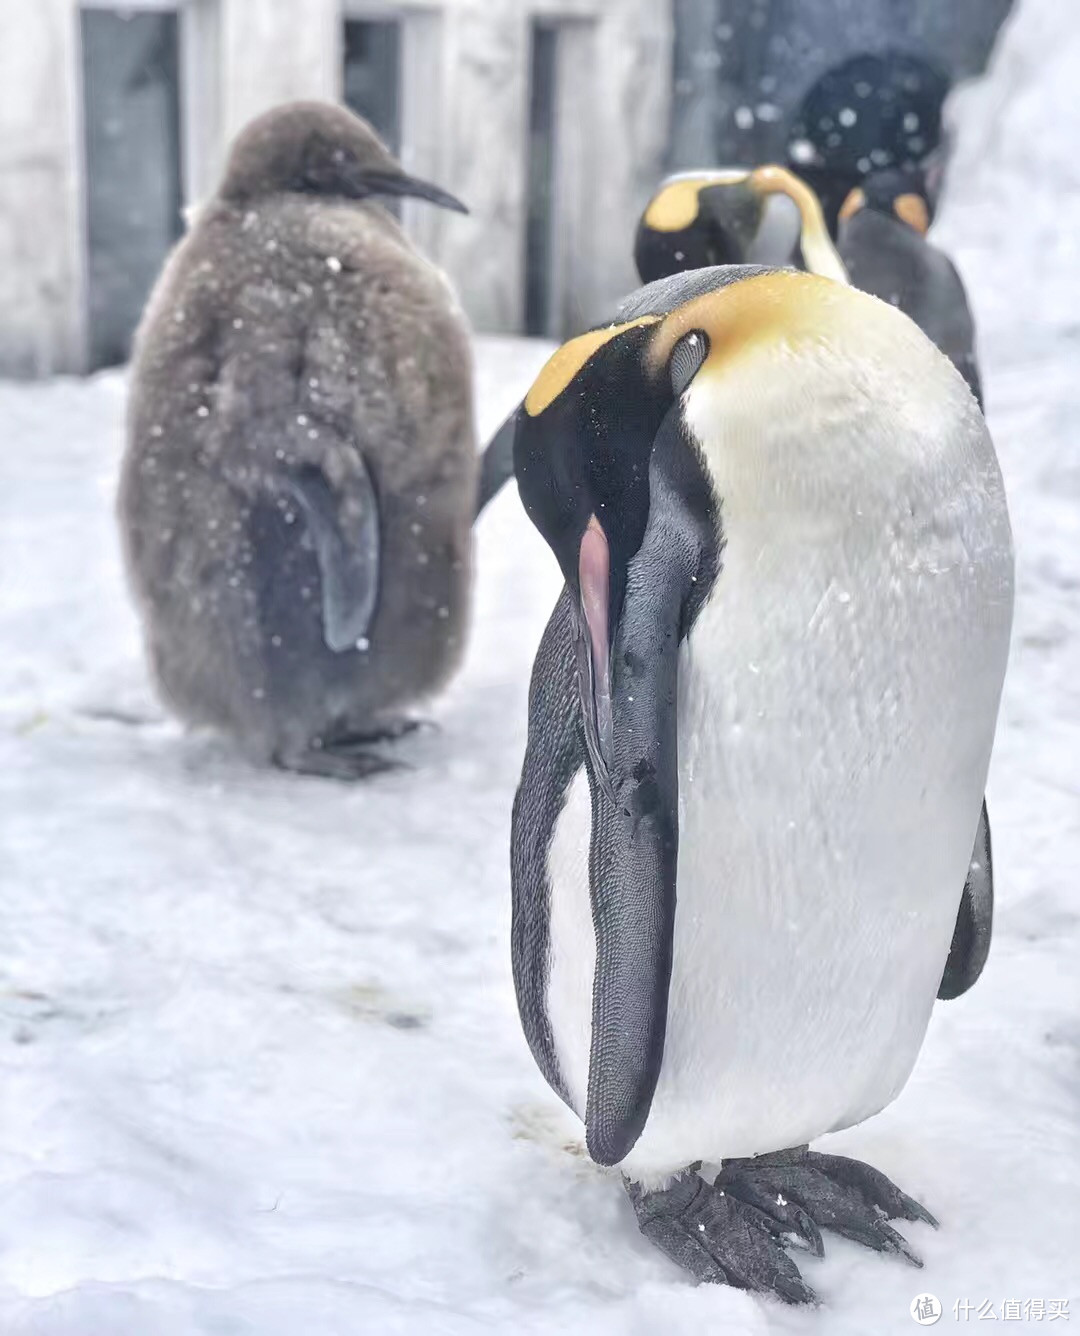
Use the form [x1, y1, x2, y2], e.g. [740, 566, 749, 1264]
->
[633, 162, 982, 404]
[632, 165, 845, 287]
[836, 167, 983, 405]
[504, 265, 1013, 1302]
[475, 165, 843, 519]
[119, 102, 475, 777]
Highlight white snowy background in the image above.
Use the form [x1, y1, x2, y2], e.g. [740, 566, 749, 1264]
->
[2, 1, 1078, 1332]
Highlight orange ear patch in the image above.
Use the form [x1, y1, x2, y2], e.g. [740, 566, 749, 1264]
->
[524, 316, 661, 417]
[643, 179, 709, 232]
[642, 171, 751, 233]
[838, 187, 866, 224]
[893, 192, 930, 234]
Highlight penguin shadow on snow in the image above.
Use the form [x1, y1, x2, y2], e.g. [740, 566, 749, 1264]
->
[275, 979, 432, 1033]
[0, 984, 126, 1047]
[333, 981, 431, 1031]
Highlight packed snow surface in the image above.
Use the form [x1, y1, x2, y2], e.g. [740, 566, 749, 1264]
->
[2, 3, 1079, 1332]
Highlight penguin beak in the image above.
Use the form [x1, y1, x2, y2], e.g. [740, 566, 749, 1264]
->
[354, 167, 469, 214]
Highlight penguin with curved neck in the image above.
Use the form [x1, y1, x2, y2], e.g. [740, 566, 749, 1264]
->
[633, 164, 848, 286]
[474, 165, 846, 518]
[631, 159, 982, 405]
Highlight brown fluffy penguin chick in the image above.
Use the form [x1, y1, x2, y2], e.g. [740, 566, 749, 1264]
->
[118, 101, 476, 778]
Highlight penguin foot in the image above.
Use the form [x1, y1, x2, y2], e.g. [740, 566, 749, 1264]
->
[345, 719, 422, 742]
[715, 1146, 937, 1268]
[274, 744, 403, 781]
[625, 1172, 818, 1305]
[324, 717, 434, 748]
[276, 718, 430, 780]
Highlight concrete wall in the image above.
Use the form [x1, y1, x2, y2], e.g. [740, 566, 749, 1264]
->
[0, 0, 84, 376]
[438, 1, 530, 332]
[391, 0, 673, 334]
[0, 0, 671, 376]
[575, 0, 673, 327]
[220, 0, 341, 138]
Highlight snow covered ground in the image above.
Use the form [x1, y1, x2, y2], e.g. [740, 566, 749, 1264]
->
[2, 3, 1079, 1333]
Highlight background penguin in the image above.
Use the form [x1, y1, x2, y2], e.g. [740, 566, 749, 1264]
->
[632, 164, 847, 286]
[119, 101, 475, 778]
[477, 164, 842, 519]
[836, 166, 983, 405]
[632, 163, 982, 404]
[784, 49, 951, 237]
[502, 265, 1013, 1302]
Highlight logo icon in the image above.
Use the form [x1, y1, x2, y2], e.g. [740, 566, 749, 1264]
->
[910, 1294, 942, 1326]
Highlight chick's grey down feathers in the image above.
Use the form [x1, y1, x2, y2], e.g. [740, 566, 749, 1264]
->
[119, 102, 476, 769]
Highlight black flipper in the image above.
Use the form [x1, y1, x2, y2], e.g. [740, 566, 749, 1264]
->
[938, 799, 994, 1000]
[474, 410, 519, 518]
[510, 589, 583, 1105]
[582, 423, 715, 1166]
[281, 461, 380, 653]
[584, 542, 681, 1166]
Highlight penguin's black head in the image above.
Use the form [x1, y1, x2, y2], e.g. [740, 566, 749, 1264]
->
[838, 166, 933, 235]
[510, 270, 755, 798]
[634, 172, 764, 283]
[634, 166, 847, 287]
[219, 101, 468, 214]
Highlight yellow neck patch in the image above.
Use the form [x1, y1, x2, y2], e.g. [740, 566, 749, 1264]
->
[642, 172, 749, 233]
[893, 192, 930, 235]
[749, 165, 848, 285]
[524, 316, 661, 417]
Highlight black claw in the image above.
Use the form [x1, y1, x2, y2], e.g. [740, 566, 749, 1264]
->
[877, 1222, 924, 1268]
[786, 1204, 825, 1257]
[715, 1168, 826, 1258]
[324, 718, 425, 747]
[805, 1152, 937, 1227]
[736, 1199, 792, 1242]
[823, 1208, 922, 1265]
[773, 1272, 820, 1307]
[907, 1198, 939, 1230]
[274, 748, 403, 780]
